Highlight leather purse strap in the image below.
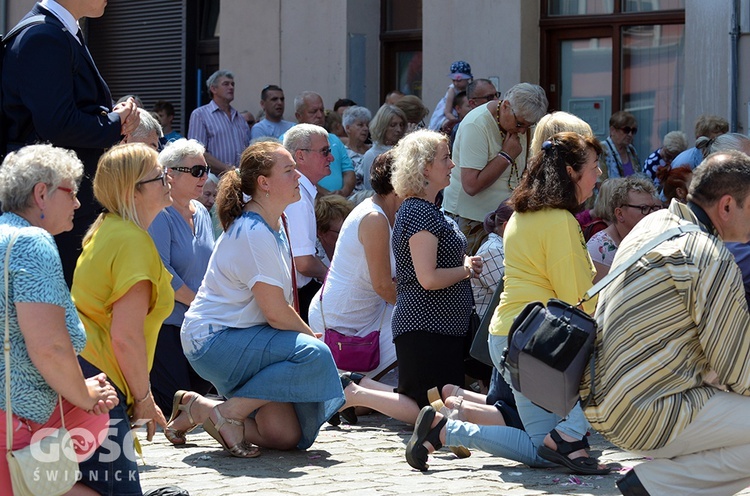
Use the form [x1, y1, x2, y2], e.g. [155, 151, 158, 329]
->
[280, 213, 300, 313]
[5, 231, 65, 455]
[580, 223, 701, 304]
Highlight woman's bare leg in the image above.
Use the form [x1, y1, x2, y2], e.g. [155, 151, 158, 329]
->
[246, 402, 301, 450]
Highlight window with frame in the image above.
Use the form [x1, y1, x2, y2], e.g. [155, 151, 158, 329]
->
[541, 1, 685, 158]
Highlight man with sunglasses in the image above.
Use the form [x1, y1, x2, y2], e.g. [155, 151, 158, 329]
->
[443, 82, 548, 255]
[601, 110, 642, 179]
[283, 124, 335, 323]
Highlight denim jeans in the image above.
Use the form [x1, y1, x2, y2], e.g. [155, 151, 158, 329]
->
[443, 334, 590, 467]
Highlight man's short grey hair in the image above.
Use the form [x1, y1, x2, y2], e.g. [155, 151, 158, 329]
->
[505, 83, 549, 124]
[689, 150, 750, 207]
[283, 124, 329, 154]
[342, 106, 372, 128]
[467, 79, 495, 99]
[206, 69, 234, 90]
[0, 144, 83, 212]
[158, 138, 206, 170]
[294, 91, 323, 114]
[130, 109, 163, 140]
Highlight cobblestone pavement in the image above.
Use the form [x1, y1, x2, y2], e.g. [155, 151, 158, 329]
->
[134, 412, 663, 496]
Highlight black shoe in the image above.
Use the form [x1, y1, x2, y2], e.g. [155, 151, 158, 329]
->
[616, 469, 650, 496]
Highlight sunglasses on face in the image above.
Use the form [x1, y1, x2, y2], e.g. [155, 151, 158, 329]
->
[170, 164, 211, 178]
[300, 147, 332, 157]
[619, 126, 638, 135]
[473, 92, 501, 102]
[511, 107, 535, 130]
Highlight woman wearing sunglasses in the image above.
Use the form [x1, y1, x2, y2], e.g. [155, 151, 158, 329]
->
[72, 143, 175, 494]
[601, 110, 641, 179]
[145, 139, 216, 439]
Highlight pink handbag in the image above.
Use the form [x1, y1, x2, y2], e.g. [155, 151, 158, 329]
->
[319, 275, 387, 372]
[323, 328, 380, 372]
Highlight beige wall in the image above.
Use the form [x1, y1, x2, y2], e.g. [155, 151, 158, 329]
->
[422, 0, 541, 118]
[222, 0, 352, 120]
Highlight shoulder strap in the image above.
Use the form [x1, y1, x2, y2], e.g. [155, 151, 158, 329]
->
[581, 223, 701, 303]
[2, 14, 47, 44]
[4, 231, 20, 454]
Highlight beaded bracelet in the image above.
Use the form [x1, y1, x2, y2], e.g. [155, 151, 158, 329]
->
[497, 151, 515, 166]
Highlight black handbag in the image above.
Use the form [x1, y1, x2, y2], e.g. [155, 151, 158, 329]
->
[500, 223, 700, 417]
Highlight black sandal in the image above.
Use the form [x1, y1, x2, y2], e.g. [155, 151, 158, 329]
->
[537, 430, 612, 475]
[339, 373, 365, 425]
[405, 406, 447, 471]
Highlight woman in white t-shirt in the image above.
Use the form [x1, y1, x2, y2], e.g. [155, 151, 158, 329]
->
[166, 141, 344, 458]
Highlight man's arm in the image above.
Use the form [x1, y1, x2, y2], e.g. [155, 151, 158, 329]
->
[294, 254, 328, 281]
[203, 152, 231, 174]
[461, 132, 522, 196]
[13, 26, 122, 148]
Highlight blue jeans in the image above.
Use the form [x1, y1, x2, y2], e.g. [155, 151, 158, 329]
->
[78, 359, 142, 496]
[443, 334, 589, 467]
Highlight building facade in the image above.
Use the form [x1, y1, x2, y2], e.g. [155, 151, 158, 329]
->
[3, 0, 749, 156]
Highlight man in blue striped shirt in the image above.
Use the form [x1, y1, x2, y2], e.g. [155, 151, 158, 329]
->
[188, 70, 251, 175]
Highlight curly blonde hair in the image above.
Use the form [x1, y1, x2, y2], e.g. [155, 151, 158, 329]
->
[391, 130, 447, 198]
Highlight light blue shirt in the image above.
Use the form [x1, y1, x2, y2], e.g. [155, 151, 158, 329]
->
[148, 201, 214, 326]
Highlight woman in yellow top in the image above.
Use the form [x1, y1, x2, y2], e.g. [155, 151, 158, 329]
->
[406, 132, 613, 475]
[72, 143, 175, 495]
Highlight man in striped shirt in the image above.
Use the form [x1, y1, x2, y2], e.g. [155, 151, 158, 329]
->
[188, 70, 251, 174]
[582, 151, 750, 496]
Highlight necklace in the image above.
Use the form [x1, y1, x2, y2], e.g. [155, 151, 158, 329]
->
[495, 100, 506, 140]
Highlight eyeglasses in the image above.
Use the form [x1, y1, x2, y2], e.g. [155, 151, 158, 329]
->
[623, 203, 662, 215]
[619, 126, 638, 135]
[170, 165, 211, 178]
[511, 107, 535, 130]
[472, 92, 501, 102]
[300, 147, 332, 157]
[137, 169, 167, 187]
[55, 186, 77, 199]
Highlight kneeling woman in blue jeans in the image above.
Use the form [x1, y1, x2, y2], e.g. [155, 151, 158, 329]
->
[166, 141, 344, 457]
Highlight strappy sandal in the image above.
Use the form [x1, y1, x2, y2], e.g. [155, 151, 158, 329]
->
[429, 395, 470, 459]
[405, 406, 447, 471]
[537, 430, 611, 475]
[165, 390, 199, 445]
[203, 406, 260, 458]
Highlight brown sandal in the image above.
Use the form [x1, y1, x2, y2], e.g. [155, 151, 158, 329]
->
[165, 390, 198, 445]
[203, 406, 260, 458]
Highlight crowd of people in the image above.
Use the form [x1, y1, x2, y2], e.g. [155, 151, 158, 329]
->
[3, 3, 750, 495]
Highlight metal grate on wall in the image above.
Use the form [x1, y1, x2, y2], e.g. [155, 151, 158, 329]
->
[87, 0, 186, 135]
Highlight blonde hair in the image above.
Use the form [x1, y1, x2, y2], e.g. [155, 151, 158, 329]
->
[391, 130, 447, 198]
[315, 195, 354, 233]
[529, 111, 594, 157]
[83, 143, 159, 246]
[591, 177, 623, 222]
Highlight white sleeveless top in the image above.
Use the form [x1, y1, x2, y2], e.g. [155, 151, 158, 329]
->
[308, 197, 395, 335]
